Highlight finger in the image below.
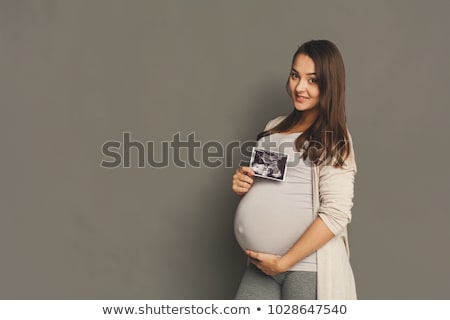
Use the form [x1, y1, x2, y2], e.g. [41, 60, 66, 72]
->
[233, 176, 252, 189]
[235, 168, 254, 183]
[232, 178, 250, 189]
[234, 173, 253, 186]
[246, 250, 259, 261]
[241, 175, 254, 185]
[237, 180, 252, 189]
[239, 166, 255, 177]
[233, 173, 253, 186]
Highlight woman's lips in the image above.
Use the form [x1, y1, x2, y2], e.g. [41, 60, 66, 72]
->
[295, 95, 308, 103]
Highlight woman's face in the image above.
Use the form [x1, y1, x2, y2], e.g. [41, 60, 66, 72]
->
[288, 54, 320, 112]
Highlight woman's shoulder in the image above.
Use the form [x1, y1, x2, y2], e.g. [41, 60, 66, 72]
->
[263, 115, 288, 131]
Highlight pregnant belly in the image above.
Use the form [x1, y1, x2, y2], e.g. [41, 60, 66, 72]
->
[234, 184, 313, 256]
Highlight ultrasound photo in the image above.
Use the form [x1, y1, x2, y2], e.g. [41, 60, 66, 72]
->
[250, 148, 288, 181]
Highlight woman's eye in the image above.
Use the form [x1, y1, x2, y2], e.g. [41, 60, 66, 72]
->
[308, 78, 317, 84]
[291, 73, 299, 79]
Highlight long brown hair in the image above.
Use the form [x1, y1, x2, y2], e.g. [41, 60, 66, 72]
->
[257, 40, 350, 168]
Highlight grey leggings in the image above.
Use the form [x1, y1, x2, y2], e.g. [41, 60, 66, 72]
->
[235, 263, 317, 300]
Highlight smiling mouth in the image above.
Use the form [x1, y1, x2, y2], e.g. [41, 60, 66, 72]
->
[295, 95, 309, 102]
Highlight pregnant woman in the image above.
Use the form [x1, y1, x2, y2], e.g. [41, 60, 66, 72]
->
[232, 40, 357, 300]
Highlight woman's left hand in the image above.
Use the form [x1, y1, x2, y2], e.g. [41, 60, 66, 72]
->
[246, 250, 286, 276]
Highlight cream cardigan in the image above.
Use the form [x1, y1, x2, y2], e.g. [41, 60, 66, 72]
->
[264, 115, 357, 299]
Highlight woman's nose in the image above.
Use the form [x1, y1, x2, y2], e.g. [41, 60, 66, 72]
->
[295, 79, 306, 92]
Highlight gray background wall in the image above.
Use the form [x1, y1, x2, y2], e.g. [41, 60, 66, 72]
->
[1, 0, 449, 299]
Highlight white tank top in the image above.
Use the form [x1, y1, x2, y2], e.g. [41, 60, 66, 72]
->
[234, 132, 317, 272]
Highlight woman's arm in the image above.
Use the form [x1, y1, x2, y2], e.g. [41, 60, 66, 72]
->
[247, 216, 333, 275]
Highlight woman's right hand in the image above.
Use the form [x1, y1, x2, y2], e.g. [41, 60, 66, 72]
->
[232, 166, 255, 196]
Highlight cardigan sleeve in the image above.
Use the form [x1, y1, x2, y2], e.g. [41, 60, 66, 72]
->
[317, 134, 357, 236]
